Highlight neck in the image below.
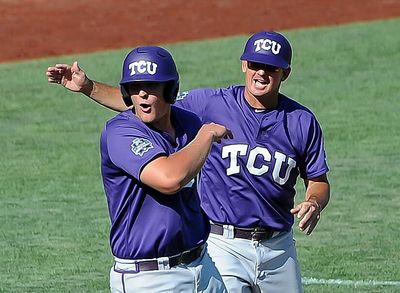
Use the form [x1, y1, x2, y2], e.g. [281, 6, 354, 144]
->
[244, 89, 279, 109]
[148, 109, 176, 138]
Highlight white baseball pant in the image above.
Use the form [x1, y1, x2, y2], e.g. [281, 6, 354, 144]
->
[110, 244, 227, 293]
[207, 228, 303, 293]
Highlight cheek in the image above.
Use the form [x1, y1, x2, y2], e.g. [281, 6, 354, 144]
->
[152, 97, 169, 112]
[132, 96, 141, 104]
[245, 72, 253, 84]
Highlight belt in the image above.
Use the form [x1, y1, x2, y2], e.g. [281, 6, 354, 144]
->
[210, 223, 279, 241]
[114, 244, 204, 272]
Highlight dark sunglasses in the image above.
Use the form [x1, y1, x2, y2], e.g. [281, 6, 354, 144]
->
[247, 61, 280, 72]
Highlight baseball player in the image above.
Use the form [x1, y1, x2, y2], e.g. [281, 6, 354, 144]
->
[53, 46, 231, 292]
[47, 31, 330, 293]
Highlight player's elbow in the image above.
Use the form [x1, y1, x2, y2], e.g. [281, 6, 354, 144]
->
[153, 177, 184, 194]
[140, 159, 188, 194]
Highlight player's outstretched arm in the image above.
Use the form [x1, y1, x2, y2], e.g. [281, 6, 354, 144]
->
[290, 174, 330, 235]
[140, 123, 233, 194]
[46, 61, 128, 112]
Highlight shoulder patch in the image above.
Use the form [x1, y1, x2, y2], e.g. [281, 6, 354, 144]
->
[131, 138, 153, 156]
[175, 90, 189, 101]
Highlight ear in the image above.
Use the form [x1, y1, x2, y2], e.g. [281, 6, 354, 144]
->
[281, 68, 291, 81]
[241, 61, 247, 73]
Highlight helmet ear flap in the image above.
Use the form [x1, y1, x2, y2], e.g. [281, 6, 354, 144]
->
[120, 85, 133, 107]
[164, 80, 179, 103]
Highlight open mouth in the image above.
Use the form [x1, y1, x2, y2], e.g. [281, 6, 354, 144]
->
[254, 79, 268, 88]
[140, 103, 151, 113]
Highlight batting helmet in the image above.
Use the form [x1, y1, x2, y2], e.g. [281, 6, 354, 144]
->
[120, 46, 180, 106]
[240, 31, 292, 69]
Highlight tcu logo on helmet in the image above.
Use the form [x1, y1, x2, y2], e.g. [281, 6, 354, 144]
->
[128, 60, 158, 76]
[253, 38, 281, 55]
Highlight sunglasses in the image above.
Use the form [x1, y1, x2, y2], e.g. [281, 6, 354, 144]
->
[247, 61, 280, 72]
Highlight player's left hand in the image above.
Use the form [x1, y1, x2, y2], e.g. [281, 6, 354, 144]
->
[290, 200, 321, 235]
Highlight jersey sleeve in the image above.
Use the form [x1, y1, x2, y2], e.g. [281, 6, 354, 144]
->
[299, 114, 329, 179]
[175, 88, 216, 121]
[102, 118, 166, 180]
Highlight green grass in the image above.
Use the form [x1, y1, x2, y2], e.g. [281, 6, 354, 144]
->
[1, 18, 399, 292]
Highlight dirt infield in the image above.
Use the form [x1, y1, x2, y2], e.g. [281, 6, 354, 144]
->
[1, 0, 399, 63]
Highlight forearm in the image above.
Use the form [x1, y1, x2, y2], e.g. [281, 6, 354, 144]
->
[291, 175, 330, 234]
[82, 80, 128, 112]
[141, 127, 215, 194]
[305, 179, 330, 212]
[167, 129, 214, 187]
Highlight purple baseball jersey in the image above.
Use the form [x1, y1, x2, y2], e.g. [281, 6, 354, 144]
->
[100, 106, 210, 259]
[175, 85, 329, 231]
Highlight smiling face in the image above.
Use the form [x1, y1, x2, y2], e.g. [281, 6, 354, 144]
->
[242, 60, 290, 108]
[128, 81, 171, 128]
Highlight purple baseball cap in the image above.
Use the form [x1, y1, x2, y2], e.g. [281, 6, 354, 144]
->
[240, 31, 292, 69]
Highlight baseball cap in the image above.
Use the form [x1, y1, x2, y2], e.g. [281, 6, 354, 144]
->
[240, 31, 292, 69]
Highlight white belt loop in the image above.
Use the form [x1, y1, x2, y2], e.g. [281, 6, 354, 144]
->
[157, 257, 170, 270]
[272, 231, 281, 238]
[223, 224, 235, 238]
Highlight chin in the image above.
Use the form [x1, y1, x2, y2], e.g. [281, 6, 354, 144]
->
[251, 89, 269, 98]
[137, 113, 154, 124]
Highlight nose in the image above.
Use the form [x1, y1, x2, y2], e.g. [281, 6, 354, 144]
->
[256, 68, 266, 75]
[138, 89, 148, 98]
[254, 68, 268, 77]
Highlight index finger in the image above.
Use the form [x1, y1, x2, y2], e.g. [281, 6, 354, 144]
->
[55, 64, 71, 69]
[305, 214, 320, 235]
[225, 129, 233, 139]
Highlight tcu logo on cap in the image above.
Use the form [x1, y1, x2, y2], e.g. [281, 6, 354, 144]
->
[253, 38, 281, 55]
[128, 60, 158, 76]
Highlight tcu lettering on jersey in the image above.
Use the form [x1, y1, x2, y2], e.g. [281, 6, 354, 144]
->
[128, 60, 158, 76]
[253, 38, 281, 55]
[222, 144, 296, 185]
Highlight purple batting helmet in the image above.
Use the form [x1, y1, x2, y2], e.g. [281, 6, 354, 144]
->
[120, 46, 180, 106]
[240, 31, 292, 69]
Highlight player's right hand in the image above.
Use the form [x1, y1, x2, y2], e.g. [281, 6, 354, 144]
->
[201, 123, 233, 143]
[46, 61, 92, 94]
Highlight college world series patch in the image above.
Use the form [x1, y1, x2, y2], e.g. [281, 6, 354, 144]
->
[131, 138, 153, 156]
